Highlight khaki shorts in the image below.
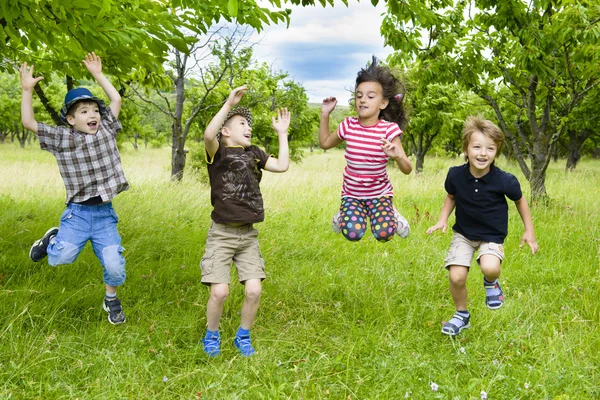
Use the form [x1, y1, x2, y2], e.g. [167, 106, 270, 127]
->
[200, 221, 266, 285]
[444, 232, 505, 269]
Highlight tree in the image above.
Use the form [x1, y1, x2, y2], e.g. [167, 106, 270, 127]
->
[130, 27, 256, 180]
[405, 75, 466, 173]
[380, 0, 600, 201]
[1, 0, 293, 127]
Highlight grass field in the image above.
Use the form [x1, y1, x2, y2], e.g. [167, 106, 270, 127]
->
[0, 143, 598, 399]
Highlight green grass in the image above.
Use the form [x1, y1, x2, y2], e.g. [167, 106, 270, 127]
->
[0, 143, 599, 399]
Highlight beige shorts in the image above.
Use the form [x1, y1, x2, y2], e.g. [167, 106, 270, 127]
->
[444, 232, 505, 269]
[200, 221, 266, 285]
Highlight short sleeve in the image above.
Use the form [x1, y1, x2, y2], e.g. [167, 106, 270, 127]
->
[102, 107, 122, 137]
[36, 122, 63, 153]
[251, 146, 271, 170]
[444, 168, 456, 195]
[337, 117, 351, 140]
[386, 122, 402, 142]
[504, 173, 523, 201]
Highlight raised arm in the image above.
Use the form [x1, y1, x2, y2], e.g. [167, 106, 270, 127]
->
[20, 63, 44, 134]
[319, 97, 343, 150]
[265, 108, 291, 173]
[426, 194, 456, 234]
[204, 86, 248, 157]
[514, 196, 539, 254]
[82, 52, 122, 118]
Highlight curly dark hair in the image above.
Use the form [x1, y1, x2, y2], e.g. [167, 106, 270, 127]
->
[354, 56, 407, 129]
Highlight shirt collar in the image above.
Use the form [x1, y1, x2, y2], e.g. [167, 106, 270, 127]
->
[464, 162, 496, 182]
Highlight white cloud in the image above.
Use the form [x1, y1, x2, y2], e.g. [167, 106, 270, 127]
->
[252, 0, 392, 104]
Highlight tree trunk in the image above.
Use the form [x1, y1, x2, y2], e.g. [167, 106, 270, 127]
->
[565, 129, 592, 171]
[415, 151, 425, 175]
[170, 52, 187, 181]
[17, 129, 28, 148]
[132, 133, 139, 151]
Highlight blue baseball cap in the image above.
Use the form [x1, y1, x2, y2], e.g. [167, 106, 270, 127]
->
[60, 87, 106, 123]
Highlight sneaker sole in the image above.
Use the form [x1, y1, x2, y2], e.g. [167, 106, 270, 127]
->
[102, 302, 126, 325]
[486, 303, 504, 310]
[441, 322, 471, 336]
[29, 227, 59, 261]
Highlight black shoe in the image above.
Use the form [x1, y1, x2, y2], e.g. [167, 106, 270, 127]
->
[29, 227, 59, 262]
[103, 296, 126, 325]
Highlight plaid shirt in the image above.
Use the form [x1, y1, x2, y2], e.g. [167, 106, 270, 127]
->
[37, 107, 129, 204]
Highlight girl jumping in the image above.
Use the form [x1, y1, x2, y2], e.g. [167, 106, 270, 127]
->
[319, 56, 412, 242]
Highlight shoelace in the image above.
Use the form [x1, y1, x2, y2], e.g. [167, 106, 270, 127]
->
[236, 336, 253, 350]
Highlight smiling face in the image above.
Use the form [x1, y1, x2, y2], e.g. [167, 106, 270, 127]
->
[222, 115, 252, 147]
[354, 81, 389, 125]
[465, 130, 498, 177]
[66, 101, 101, 134]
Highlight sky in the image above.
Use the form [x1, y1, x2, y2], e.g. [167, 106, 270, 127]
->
[250, 0, 393, 105]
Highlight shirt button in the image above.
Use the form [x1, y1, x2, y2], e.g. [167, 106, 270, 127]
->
[475, 179, 478, 182]
[475, 189, 479, 192]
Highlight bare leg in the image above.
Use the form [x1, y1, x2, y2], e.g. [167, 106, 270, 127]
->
[106, 284, 117, 295]
[207, 283, 229, 331]
[448, 265, 469, 310]
[240, 279, 262, 330]
[479, 254, 501, 282]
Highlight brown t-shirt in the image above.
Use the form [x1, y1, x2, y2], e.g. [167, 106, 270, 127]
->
[207, 144, 271, 224]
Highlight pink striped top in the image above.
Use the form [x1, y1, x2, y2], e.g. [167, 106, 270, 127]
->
[336, 117, 402, 199]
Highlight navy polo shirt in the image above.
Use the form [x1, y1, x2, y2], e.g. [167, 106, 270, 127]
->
[445, 163, 523, 243]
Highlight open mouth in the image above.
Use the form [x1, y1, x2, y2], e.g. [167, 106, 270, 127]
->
[87, 121, 98, 129]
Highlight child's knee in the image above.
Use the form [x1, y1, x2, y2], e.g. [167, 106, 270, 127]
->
[102, 245, 126, 286]
[373, 231, 393, 242]
[342, 229, 365, 241]
[210, 284, 229, 302]
[448, 266, 468, 286]
[479, 254, 501, 275]
[244, 281, 262, 300]
[47, 240, 80, 266]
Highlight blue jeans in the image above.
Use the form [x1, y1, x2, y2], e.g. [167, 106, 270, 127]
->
[47, 202, 126, 287]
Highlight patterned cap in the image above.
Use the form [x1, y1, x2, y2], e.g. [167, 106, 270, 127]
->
[223, 107, 252, 127]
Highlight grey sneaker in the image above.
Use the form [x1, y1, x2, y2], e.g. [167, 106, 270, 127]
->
[29, 227, 59, 262]
[394, 208, 410, 238]
[103, 296, 126, 325]
[332, 210, 342, 234]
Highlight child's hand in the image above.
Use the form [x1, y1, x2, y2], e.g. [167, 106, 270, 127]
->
[227, 86, 248, 107]
[82, 52, 103, 75]
[20, 63, 44, 91]
[380, 137, 400, 159]
[272, 108, 291, 134]
[321, 97, 337, 115]
[426, 221, 447, 235]
[520, 231, 539, 254]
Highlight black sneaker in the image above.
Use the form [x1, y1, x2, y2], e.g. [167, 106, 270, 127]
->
[103, 296, 126, 325]
[29, 227, 59, 262]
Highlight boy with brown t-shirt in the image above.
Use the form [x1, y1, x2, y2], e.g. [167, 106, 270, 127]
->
[200, 85, 290, 356]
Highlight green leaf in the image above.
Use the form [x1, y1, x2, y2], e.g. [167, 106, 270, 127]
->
[227, 0, 238, 17]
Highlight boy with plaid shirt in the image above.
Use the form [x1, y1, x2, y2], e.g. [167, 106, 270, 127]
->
[20, 52, 128, 325]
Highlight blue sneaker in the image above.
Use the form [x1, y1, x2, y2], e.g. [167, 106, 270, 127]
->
[234, 334, 255, 357]
[203, 332, 220, 357]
